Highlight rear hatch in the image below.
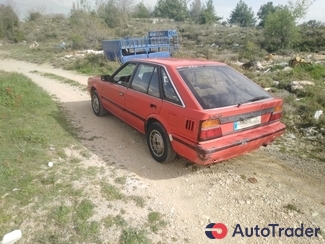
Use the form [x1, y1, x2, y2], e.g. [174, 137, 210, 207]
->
[198, 98, 283, 141]
[177, 65, 284, 141]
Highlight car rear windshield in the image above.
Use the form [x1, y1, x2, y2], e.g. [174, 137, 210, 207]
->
[177, 65, 272, 109]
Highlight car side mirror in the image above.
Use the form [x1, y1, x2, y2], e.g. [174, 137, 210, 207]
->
[101, 75, 111, 81]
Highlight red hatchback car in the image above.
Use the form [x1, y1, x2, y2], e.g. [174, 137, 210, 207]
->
[87, 58, 286, 165]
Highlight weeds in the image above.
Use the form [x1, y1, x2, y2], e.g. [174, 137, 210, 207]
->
[148, 212, 167, 233]
[283, 203, 303, 214]
[101, 182, 125, 201]
[119, 228, 151, 244]
[115, 176, 127, 185]
[65, 53, 120, 75]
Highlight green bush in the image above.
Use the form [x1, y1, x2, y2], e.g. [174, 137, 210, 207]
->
[65, 54, 120, 75]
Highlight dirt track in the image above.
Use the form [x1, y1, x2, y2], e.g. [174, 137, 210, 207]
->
[0, 58, 324, 243]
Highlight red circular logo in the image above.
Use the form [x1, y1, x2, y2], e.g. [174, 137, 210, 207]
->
[205, 223, 228, 239]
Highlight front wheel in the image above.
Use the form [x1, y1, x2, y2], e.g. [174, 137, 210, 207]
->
[147, 122, 176, 163]
[91, 90, 107, 117]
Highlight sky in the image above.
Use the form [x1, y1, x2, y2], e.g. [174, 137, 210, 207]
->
[1, 0, 324, 23]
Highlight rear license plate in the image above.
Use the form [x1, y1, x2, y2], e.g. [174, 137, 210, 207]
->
[234, 116, 261, 130]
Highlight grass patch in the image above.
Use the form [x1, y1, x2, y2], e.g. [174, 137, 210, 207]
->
[0, 71, 74, 210]
[114, 176, 127, 185]
[30, 71, 86, 90]
[0, 71, 102, 243]
[147, 212, 167, 233]
[76, 199, 95, 220]
[119, 227, 151, 244]
[103, 214, 127, 228]
[101, 182, 125, 201]
[283, 204, 303, 214]
[129, 195, 146, 208]
[51, 205, 72, 224]
[65, 53, 120, 75]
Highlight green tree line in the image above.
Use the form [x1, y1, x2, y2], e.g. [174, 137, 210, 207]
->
[1, 0, 324, 52]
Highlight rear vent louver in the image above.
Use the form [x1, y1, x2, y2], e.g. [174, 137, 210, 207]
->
[185, 119, 195, 131]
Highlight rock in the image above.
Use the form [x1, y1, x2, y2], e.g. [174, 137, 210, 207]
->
[265, 54, 274, 61]
[292, 80, 315, 86]
[2, 230, 22, 244]
[312, 212, 319, 217]
[314, 110, 323, 120]
[313, 54, 325, 61]
[248, 177, 258, 183]
[283, 67, 293, 71]
[290, 80, 315, 90]
[273, 81, 280, 86]
[289, 56, 310, 67]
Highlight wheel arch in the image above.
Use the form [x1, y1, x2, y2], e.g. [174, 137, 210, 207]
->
[90, 86, 97, 93]
[145, 117, 160, 134]
[145, 116, 169, 134]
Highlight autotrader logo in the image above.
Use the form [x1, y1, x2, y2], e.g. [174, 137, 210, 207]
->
[205, 223, 228, 239]
[205, 223, 321, 240]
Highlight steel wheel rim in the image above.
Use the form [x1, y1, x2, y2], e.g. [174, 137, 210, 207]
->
[92, 95, 100, 113]
[149, 129, 164, 157]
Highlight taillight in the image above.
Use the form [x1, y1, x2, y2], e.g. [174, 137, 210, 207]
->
[269, 105, 282, 122]
[199, 119, 222, 141]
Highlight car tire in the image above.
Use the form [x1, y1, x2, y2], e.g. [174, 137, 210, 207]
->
[91, 90, 107, 117]
[147, 122, 176, 163]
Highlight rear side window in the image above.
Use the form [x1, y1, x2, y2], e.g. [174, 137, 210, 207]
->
[161, 68, 181, 105]
[178, 65, 271, 109]
[147, 68, 160, 98]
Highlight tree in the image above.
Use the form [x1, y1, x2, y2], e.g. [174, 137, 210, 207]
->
[228, 0, 256, 27]
[287, 0, 315, 20]
[263, 6, 298, 51]
[198, 0, 222, 24]
[69, 0, 109, 48]
[189, 0, 202, 22]
[96, 0, 122, 28]
[262, 0, 316, 51]
[153, 0, 189, 21]
[116, 0, 135, 27]
[0, 4, 20, 41]
[133, 1, 151, 18]
[257, 2, 278, 27]
[298, 20, 325, 52]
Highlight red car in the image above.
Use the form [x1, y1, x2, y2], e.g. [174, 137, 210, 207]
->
[87, 58, 285, 165]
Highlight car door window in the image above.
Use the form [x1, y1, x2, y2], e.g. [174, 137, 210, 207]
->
[161, 68, 181, 104]
[131, 64, 155, 93]
[147, 68, 160, 98]
[113, 63, 137, 87]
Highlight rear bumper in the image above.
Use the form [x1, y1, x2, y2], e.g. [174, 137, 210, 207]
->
[173, 122, 286, 165]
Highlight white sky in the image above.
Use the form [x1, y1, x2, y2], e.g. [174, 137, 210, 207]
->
[1, 0, 324, 23]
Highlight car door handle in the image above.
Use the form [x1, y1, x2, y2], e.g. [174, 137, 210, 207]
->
[150, 104, 157, 109]
[119, 92, 124, 96]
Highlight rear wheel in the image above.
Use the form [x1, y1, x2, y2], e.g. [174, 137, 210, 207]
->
[147, 122, 176, 163]
[91, 90, 107, 116]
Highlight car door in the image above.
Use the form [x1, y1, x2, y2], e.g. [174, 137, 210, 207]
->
[124, 64, 162, 133]
[100, 62, 137, 121]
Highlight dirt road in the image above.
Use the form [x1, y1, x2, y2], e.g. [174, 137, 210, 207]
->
[0, 59, 324, 243]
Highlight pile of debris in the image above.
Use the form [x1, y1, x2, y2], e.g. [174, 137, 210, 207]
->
[234, 53, 325, 72]
[61, 50, 104, 60]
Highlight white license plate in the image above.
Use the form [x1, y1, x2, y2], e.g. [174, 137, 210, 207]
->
[234, 116, 261, 130]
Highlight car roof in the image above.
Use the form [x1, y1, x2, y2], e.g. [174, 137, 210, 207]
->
[129, 57, 227, 68]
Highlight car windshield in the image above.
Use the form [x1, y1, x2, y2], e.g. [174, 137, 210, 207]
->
[177, 65, 271, 109]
